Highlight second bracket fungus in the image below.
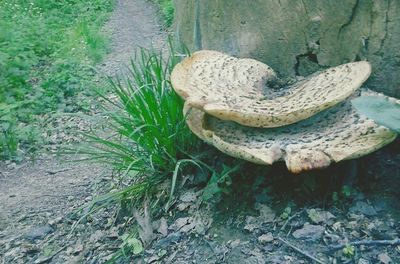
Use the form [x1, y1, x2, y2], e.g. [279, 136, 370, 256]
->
[184, 92, 396, 173]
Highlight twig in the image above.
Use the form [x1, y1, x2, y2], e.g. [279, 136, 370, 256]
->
[328, 238, 400, 252]
[277, 237, 325, 264]
[280, 208, 306, 232]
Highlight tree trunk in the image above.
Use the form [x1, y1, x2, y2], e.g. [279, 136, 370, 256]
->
[173, 0, 400, 98]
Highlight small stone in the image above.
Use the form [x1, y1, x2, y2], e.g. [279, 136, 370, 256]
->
[229, 239, 241, 249]
[179, 191, 197, 203]
[154, 232, 182, 249]
[256, 204, 276, 222]
[292, 224, 325, 241]
[258, 233, 274, 244]
[378, 253, 392, 264]
[307, 209, 335, 224]
[244, 216, 261, 232]
[358, 258, 369, 264]
[350, 201, 377, 216]
[89, 230, 104, 243]
[25, 225, 54, 242]
[73, 243, 84, 254]
[171, 217, 192, 232]
[157, 217, 168, 237]
[177, 203, 190, 211]
[48, 216, 63, 226]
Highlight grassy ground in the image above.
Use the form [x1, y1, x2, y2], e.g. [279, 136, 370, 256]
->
[152, 0, 174, 27]
[0, 0, 114, 161]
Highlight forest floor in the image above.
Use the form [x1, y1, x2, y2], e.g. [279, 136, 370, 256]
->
[0, 0, 165, 263]
[1, 1, 400, 264]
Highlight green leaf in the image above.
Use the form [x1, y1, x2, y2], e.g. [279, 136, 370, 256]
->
[126, 237, 144, 255]
[352, 95, 400, 132]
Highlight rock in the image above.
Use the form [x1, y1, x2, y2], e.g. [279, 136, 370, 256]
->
[244, 216, 262, 232]
[358, 258, 370, 264]
[73, 243, 84, 254]
[307, 209, 335, 224]
[179, 191, 198, 203]
[244, 205, 276, 231]
[258, 233, 274, 244]
[350, 201, 378, 216]
[25, 225, 54, 242]
[154, 232, 183, 249]
[229, 239, 241, 249]
[256, 204, 276, 223]
[378, 253, 392, 264]
[89, 230, 104, 243]
[171, 217, 192, 231]
[48, 216, 63, 226]
[177, 203, 190, 211]
[292, 224, 325, 241]
[157, 217, 168, 237]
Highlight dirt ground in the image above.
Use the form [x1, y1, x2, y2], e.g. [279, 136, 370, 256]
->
[1, 1, 400, 264]
[0, 0, 166, 263]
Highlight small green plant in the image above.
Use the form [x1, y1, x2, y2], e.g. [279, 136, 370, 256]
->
[120, 234, 144, 255]
[342, 244, 355, 257]
[352, 95, 400, 132]
[202, 165, 240, 201]
[280, 206, 292, 220]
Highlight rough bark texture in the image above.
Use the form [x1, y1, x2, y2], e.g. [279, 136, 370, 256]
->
[174, 0, 400, 98]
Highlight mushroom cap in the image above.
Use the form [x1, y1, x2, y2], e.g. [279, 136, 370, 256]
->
[172, 50, 372, 128]
[184, 90, 397, 173]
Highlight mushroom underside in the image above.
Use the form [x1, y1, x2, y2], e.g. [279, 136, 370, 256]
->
[184, 91, 397, 173]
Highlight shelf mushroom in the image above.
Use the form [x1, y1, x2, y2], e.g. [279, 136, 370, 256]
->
[171, 50, 397, 173]
[183, 91, 397, 173]
[171, 50, 372, 128]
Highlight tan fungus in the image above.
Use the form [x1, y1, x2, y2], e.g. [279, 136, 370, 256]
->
[184, 91, 396, 173]
[172, 50, 372, 127]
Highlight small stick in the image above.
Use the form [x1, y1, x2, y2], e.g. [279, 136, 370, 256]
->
[277, 237, 325, 264]
[280, 208, 306, 232]
[328, 238, 400, 251]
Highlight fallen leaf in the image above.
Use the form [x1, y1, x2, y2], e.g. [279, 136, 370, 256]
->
[378, 252, 392, 264]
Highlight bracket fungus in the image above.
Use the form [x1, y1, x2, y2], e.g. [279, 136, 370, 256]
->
[172, 50, 397, 173]
[172, 50, 372, 127]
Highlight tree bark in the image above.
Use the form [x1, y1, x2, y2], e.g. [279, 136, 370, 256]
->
[173, 0, 400, 98]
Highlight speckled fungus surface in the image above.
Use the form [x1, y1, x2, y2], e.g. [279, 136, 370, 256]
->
[172, 50, 372, 127]
[184, 91, 397, 173]
[172, 51, 397, 173]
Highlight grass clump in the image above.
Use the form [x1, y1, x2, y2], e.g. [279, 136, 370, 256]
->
[0, 0, 114, 160]
[78, 44, 200, 211]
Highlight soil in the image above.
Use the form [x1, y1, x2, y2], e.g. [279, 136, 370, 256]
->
[1, 1, 400, 264]
[0, 0, 166, 263]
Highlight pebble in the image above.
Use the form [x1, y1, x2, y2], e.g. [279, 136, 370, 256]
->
[25, 225, 54, 242]
[258, 233, 274, 244]
[350, 201, 378, 216]
[292, 224, 325, 241]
